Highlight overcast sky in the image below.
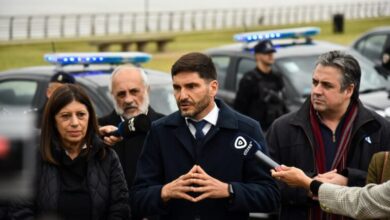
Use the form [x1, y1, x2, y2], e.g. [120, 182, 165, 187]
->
[0, 0, 361, 15]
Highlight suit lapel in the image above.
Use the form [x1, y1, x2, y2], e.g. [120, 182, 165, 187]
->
[174, 124, 196, 161]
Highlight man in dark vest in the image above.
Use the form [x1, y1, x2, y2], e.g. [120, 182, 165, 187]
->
[234, 39, 287, 131]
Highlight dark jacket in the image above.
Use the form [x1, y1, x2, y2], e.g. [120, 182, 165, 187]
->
[131, 99, 280, 220]
[234, 67, 287, 131]
[98, 107, 164, 189]
[12, 136, 130, 220]
[266, 98, 390, 220]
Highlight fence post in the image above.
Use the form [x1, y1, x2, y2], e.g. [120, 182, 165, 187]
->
[241, 9, 247, 29]
[221, 10, 227, 29]
[232, 9, 237, 27]
[44, 15, 49, 38]
[169, 11, 174, 31]
[90, 14, 95, 36]
[104, 14, 109, 35]
[180, 11, 185, 31]
[27, 16, 32, 39]
[212, 10, 217, 29]
[156, 12, 162, 32]
[119, 13, 124, 34]
[75, 14, 81, 37]
[9, 16, 14, 40]
[202, 10, 207, 30]
[131, 13, 137, 33]
[191, 11, 196, 30]
[60, 15, 65, 38]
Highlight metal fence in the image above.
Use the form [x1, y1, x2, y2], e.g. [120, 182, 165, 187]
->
[0, 1, 389, 41]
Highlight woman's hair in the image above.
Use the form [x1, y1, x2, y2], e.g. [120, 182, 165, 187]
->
[40, 83, 102, 165]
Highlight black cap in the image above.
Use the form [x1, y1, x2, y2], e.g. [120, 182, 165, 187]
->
[254, 40, 276, 54]
[50, 72, 76, 84]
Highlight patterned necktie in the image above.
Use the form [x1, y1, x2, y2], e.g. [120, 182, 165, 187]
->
[189, 120, 207, 140]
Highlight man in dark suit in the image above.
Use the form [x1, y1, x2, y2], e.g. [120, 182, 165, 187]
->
[131, 52, 280, 220]
[99, 65, 164, 194]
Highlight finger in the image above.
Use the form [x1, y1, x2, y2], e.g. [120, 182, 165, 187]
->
[271, 170, 279, 177]
[175, 192, 196, 202]
[190, 178, 208, 186]
[193, 192, 210, 202]
[188, 165, 198, 174]
[191, 172, 208, 180]
[195, 165, 209, 177]
[191, 185, 210, 194]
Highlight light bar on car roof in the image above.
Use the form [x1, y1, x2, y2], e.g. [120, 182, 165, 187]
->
[44, 52, 152, 66]
[234, 27, 321, 43]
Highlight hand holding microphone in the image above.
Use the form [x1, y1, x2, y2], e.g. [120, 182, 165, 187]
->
[100, 114, 151, 145]
[105, 114, 151, 138]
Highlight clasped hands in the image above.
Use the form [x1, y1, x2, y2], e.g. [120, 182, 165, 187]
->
[161, 165, 229, 203]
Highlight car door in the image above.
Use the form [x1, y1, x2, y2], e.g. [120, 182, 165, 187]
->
[353, 32, 390, 65]
[0, 75, 47, 113]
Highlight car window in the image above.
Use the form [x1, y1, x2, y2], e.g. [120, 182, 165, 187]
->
[355, 34, 388, 63]
[149, 85, 177, 115]
[359, 55, 389, 91]
[236, 58, 256, 90]
[0, 80, 38, 108]
[210, 56, 230, 89]
[276, 56, 317, 97]
[276, 54, 389, 98]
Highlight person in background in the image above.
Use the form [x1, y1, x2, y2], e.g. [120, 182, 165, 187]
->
[131, 52, 279, 219]
[12, 84, 130, 220]
[271, 165, 390, 219]
[99, 65, 164, 190]
[266, 50, 390, 220]
[37, 72, 76, 128]
[375, 46, 390, 76]
[234, 39, 287, 131]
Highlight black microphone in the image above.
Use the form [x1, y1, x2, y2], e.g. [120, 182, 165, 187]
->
[106, 114, 151, 138]
[233, 134, 280, 169]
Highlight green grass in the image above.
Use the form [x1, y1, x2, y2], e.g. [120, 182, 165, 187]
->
[0, 17, 389, 72]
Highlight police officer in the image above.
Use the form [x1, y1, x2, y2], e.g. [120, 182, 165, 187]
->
[234, 39, 287, 131]
[37, 72, 76, 128]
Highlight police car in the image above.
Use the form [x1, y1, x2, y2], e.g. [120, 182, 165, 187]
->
[205, 27, 390, 119]
[0, 52, 177, 117]
[351, 26, 390, 65]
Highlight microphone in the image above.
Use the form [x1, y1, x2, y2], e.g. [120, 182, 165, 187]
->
[106, 114, 151, 138]
[233, 134, 280, 169]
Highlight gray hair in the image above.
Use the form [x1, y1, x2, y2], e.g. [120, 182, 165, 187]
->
[108, 65, 149, 94]
[315, 50, 361, 101]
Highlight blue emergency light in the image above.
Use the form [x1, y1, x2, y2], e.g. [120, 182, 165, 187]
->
[234, 27, 321, 43]
[44, 52, 152, 66]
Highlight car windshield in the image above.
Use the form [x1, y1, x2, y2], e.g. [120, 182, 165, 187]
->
[276, 55, 389, 97]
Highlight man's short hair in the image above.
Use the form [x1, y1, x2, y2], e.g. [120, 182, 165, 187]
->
[49, 72, 75, 84]
[316, 50, 361, 101]
[171, 52, 217, 81]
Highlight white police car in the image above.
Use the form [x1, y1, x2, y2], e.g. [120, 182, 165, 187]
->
[0, 52, 177, 117]
[351, 26, 390, 66]
[205, 27, 390, 119]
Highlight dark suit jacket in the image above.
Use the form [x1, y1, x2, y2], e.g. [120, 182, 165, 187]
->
[98, 107, 164, 189]
[130, 99, 280, 220]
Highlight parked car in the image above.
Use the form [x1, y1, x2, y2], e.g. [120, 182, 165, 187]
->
[0, 52, 177, 118]
[205, 27, 390, 119]
[351, 26, 390, 65]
